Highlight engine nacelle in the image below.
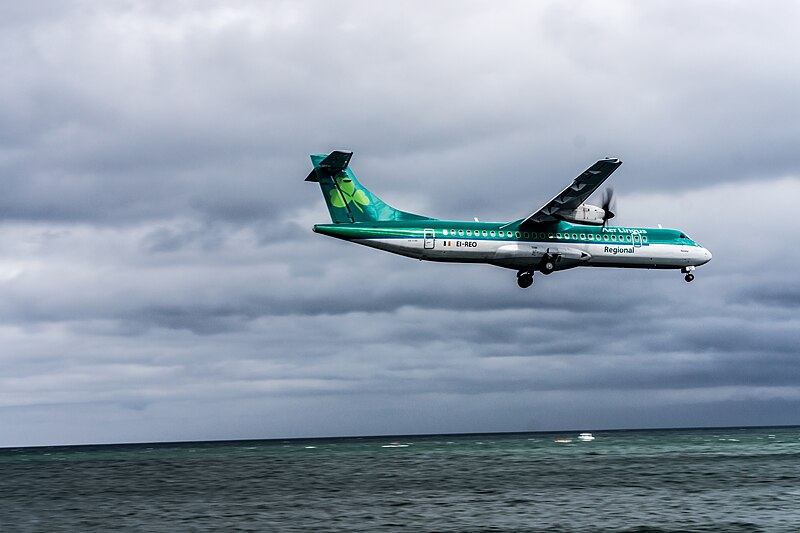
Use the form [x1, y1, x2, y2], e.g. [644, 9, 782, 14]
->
[561, 203, 605, 225]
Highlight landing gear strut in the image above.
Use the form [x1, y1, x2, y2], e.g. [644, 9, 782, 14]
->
[682, 266, 695, 283]
[517, 270, 534, 289]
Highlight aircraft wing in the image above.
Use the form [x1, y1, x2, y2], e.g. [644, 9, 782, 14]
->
[519, 158, 622, 227]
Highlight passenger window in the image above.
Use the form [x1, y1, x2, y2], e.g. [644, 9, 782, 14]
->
[450, 229, 455, 235]
[580, 234, 585, 239]
[603, 235, 609, 241]
[643, 236, 648, 242]
[572, 234, 577, 239]
[516, 231, 521, 238]
[482, 230, 488, 236]
[490, 231, 496, 237]
[611, 235, 616, 241]
[466, 230, 472, 236]
[498, 231, 504, 237]
[458, 230, 464, 236]
[443, 230, 448, 236]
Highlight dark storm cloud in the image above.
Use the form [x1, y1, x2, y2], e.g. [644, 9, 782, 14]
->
[3, 1, 799, 225]
[1, 1, 316, 223]
[1, 1, 800, 445]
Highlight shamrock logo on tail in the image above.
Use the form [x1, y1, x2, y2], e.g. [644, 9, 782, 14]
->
[330, 177, 370, 212]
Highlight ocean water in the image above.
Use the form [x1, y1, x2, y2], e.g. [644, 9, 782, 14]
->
[1, 427, 799, 532]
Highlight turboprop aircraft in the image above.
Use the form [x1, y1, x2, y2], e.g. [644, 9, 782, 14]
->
[306, 151, 711, 288]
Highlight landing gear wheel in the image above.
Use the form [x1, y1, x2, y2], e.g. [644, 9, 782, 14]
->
[517, 271, 534, 289]
[540, 260, 555, 275]
[685, 273, 695, 282]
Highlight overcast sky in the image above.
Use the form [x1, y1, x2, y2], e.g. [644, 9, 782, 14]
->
[1, 0, 799, 446]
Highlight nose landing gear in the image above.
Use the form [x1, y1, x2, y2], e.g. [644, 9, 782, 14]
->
[517, 270, 534, 289]
[682, 266, 696, 282]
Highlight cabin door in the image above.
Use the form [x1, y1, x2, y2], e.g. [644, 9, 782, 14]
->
[632, 232, 642, 248]
[423, 229, 435, 249]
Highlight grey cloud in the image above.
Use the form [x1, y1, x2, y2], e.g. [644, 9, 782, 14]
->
[2, 1, 800, 445]
[737, 284, 800, 310]
[3, 1, 800, 226]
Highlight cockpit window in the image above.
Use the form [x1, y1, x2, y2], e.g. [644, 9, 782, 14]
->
[679, 233, 686, 239]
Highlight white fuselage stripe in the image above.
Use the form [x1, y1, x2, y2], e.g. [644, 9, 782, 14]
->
[352, 237, 709, 269]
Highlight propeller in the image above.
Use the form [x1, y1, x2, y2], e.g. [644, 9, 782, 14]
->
[601, 187, 617, 226]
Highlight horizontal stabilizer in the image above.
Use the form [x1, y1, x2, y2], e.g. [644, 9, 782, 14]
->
[305, 151, 353, 181]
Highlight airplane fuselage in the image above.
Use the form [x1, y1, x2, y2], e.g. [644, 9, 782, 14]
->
[306, 151, 711, 287]
[314, 220, 712, 272]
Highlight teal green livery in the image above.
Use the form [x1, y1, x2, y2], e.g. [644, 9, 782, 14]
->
[306, 151, 430, 224]
[307, 151, 711, 288]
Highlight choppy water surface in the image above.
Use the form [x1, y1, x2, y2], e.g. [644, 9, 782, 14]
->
[1, 427, 799, 532]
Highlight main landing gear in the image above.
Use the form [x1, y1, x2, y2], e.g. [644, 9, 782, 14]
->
[517, 270, 534, 289]
[682, 266, 695, 282]
[518, 256, 559, 289]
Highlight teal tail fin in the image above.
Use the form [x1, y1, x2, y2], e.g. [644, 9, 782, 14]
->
[305, 151, 430, 223]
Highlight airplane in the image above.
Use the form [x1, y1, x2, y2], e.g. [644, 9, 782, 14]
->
[306, 151, 711, 288]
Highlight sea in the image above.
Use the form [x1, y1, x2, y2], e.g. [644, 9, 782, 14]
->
[1, 426, 798, 532]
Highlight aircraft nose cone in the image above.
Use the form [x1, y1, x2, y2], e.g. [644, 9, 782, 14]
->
[689, 246, 711, 266]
